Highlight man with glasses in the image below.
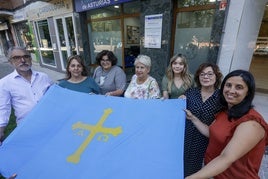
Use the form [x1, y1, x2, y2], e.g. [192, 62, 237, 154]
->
[0, 46, 53, 144]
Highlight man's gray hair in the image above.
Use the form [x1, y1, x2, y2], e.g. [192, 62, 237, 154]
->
[7, 46, 30, 61]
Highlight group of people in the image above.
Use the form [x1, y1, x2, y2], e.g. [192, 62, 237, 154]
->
[0, 46, 267, 179]
[59, 50, 160, 99]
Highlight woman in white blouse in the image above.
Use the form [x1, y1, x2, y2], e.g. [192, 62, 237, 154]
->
[124, 55, 160, 99]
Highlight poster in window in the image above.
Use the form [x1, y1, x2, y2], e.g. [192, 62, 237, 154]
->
[144, 14, 163, 48]
[127, 25, 140, 44]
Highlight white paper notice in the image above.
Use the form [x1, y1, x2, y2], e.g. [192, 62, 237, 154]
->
[144, 14, 163, 48]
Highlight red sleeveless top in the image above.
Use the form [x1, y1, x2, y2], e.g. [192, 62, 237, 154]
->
[205, 109, 268, 179]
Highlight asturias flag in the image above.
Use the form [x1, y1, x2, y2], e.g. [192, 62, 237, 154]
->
[0, 84, 186, 179]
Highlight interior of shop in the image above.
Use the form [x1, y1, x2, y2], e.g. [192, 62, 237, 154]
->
[250, 3, 268, 92]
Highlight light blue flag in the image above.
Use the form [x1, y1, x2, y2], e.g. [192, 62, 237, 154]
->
[0, 84, 186, 179]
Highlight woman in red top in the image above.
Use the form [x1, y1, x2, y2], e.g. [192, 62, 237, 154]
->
[185, 70, 268, 179]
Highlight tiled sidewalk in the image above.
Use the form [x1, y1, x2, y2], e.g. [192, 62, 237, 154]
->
[254, 93, 268, 179]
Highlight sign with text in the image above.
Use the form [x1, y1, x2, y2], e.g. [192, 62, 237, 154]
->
[26, 0, 73, 20]
[144, 14, 163, 48]
[75, 0, 133, 12]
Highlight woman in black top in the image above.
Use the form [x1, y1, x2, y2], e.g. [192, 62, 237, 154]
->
[184, 63, 223, 177]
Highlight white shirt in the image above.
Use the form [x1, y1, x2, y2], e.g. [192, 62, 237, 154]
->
[0, 70, 53, 126]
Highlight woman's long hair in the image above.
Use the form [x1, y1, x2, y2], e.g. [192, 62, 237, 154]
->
[165, 54, 192, 93]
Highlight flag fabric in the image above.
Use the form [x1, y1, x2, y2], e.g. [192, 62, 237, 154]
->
[0, 84, 186, 179]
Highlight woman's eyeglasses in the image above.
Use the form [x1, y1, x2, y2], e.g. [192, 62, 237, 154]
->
[200, 72, 215, 78]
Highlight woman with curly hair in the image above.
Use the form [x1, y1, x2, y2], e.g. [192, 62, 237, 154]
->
[184, 62, 223, 177]
[93, 50, 126, 96]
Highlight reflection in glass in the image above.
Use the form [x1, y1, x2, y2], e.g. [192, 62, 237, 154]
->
[124, 17, 140, 69]
[87, 6, 120, 20]
[56, 18, 67, 68]
[56, 16, 76, 69]
[174, 9, 215, 73]
[123, 1, 140, 14]
[66, 17, 76, 56]
[35, 20, 55, 66]
[90, 19, 122, 66]
[178, 0, 216, 8]
[13, 22, 33, 49]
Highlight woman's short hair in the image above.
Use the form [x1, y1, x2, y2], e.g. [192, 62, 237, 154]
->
[66, 55, 88, 79]
[220, 69, 255, 120]
[95, 50, 118, 66]
[134, 55, 151, 68]
[194, 62, 222, 88]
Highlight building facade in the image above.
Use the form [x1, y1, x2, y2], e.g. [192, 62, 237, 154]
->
[76, 0, 226, 84]
[1, 0, 268, 91]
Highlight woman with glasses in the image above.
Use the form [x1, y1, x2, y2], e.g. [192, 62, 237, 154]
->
[93, 50, 126, 96]
[161, 54, 194, 99]
[185, 70, 267, 179]
[58, 55, 100, 94]
[183, 63, 223, 177]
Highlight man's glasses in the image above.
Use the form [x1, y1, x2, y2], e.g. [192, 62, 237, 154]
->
[200, 72, 215, 78]
[11, 55, 31, 61]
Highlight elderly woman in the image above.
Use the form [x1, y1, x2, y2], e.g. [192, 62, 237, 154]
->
[124, 55, 160, 99]
[93, 50, 126, 96]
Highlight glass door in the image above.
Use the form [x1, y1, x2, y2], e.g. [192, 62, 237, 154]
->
[55, 15, 77, 70]
[34, 19, 56, 66]
[174, 9, 216, 74]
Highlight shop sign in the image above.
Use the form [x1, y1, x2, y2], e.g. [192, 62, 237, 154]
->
[27, 0, 73, 20]
[75, 0, 133, 12]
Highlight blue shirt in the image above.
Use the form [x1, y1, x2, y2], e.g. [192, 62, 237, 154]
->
[0, 70, 53, 126]
[58, 77, 100, 94]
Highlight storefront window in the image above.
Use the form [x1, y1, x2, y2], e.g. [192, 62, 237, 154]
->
[13, 22, 33, 49]
[178, 0, 216, 8]
[35, 20, 56, 66]
[124, 17, 140, 68]
[90, 19, 122, 66]
[88, 6, 121, 20]
[123, 1, 140, 14]
[87, 1, 141, 73]
[174, 9, 215, 73]
[56, 16, 76, 69]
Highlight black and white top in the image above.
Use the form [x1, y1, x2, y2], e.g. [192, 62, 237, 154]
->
[184, 87, 222, 177]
